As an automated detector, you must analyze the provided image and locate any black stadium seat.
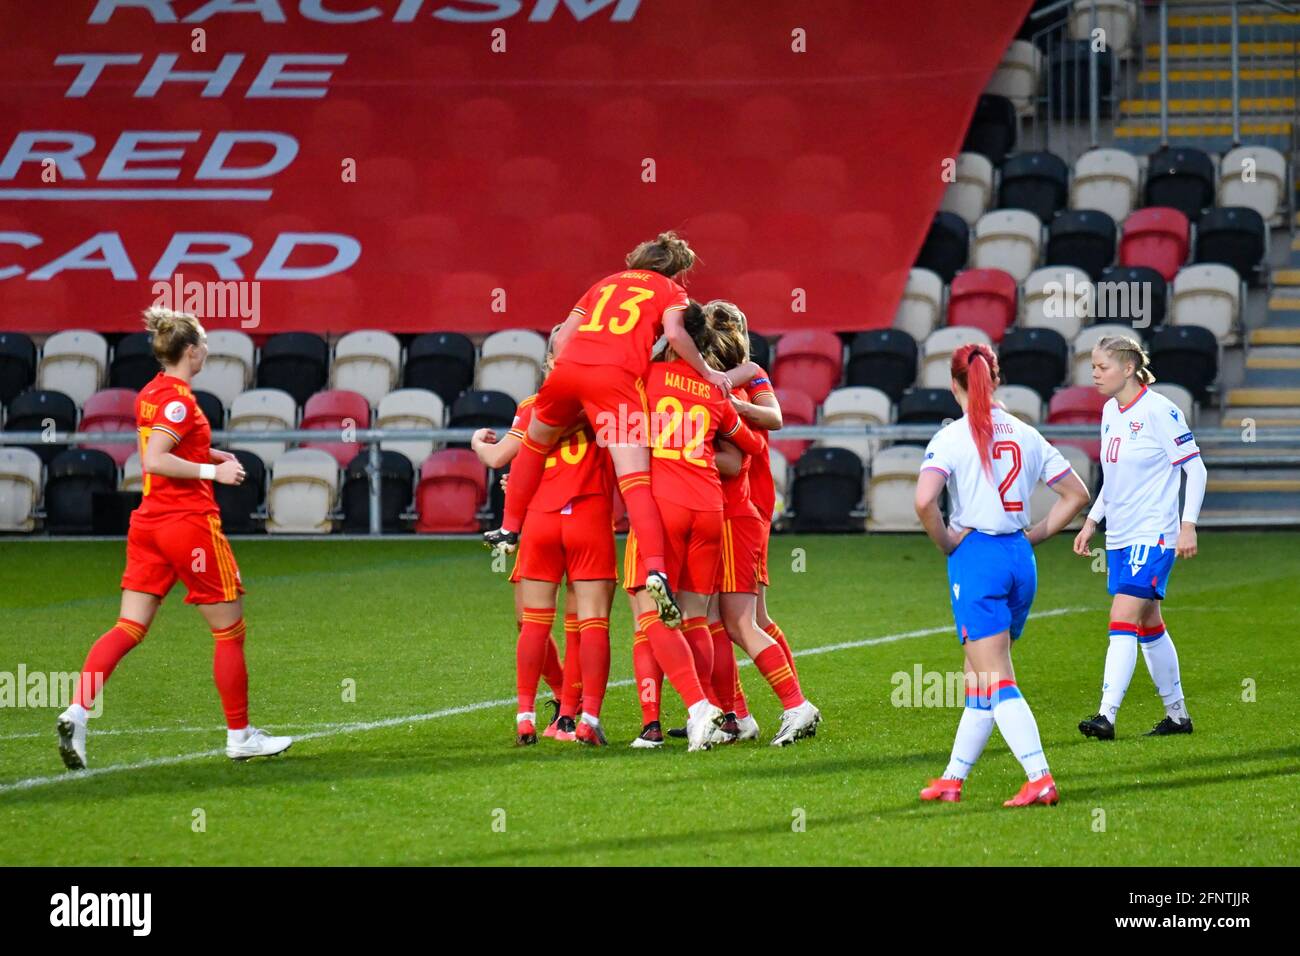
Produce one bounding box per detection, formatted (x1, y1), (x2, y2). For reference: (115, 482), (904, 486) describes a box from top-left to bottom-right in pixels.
(108, 332), (160, 391)
(790, 447), (863, 533)
(342, 449), (414, 533)
(405, 332), (476, 407)
(896, 388), (963, 446)
(914, 212), (969, 284)
(962, 94), (1017, 165)
(256, 333), (328, 406)
(214, 448), (266, 533)
(1195, 206), (1267, 285)
(999, 327), (1068, 402)
(194, 389), (225, 431)
(448, 389), (516, 449)
(998, 151), (1069, 223)
(1096, 265), (1168, 331)
(45, 448), (117, 534)
(748, 331), (771, 372)
(1145, 147), (1216, 221)
(1148, 324), (1218, 402)
(846, 329), (918, 403)
(0, 332), (37, 405)
(1046, 209), (1116, 281)
(5, 389), (77, 464)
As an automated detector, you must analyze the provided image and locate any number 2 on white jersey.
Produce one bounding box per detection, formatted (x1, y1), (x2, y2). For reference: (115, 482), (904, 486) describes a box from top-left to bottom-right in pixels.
(992, 440), (1023, 513)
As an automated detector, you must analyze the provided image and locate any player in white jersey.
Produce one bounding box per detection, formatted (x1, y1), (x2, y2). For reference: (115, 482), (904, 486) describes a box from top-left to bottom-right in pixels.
(1073, 334), (1207, 740)
(914, 343), (1090, 807)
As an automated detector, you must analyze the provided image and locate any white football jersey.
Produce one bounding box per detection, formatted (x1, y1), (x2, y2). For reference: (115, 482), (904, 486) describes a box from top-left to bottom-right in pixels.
(921, 406), (1074, 535)
(1098, 385), (1200, 549)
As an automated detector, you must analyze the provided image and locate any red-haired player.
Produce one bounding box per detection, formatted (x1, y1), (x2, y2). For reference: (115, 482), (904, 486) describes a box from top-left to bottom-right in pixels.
(473, 332), (617, 747)
(56, 308), (291, 770)
(484, 232), (732, 632)
(624, 303), (764, 751)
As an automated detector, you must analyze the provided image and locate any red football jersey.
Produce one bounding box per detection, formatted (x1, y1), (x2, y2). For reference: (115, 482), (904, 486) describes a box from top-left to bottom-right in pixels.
(726, 366), (777, 521)
(510, 395), (612, 513)
(646, 358), (761, 512)
(557, 270), (688, 375)
(132, 373), (218, 526)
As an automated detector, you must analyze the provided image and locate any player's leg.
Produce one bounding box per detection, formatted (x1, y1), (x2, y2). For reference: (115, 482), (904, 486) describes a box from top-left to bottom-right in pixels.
(631, 587), (723, 752)
(705, 592), (740, 735)
(556, 582), (582, 732)
(608, 443), (677, 627)
(57, 588), (162, 771)
(515, 577), (559, 745)
(720, 591), (819, 746)
(571, 579), (615, 746)
(1138, 598), (1192, 735)
(1080, 587), (1147, 740)
(920, 650), (994, 802)
(629, 588), (665, 747)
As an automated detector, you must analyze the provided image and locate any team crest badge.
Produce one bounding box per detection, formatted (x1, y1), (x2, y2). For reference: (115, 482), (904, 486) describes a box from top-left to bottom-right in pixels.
(1129, 420), (1143, 436)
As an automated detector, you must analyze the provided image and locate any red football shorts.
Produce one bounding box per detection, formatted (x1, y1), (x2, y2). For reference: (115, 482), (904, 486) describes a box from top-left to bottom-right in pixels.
(532, 358), (648, 444)
(121, 512), (244, 605)
(718, 515), (765, 594)
(624, 498), (721, 595)
(758, 518), (771, 587)
(510, 493), (616, 584)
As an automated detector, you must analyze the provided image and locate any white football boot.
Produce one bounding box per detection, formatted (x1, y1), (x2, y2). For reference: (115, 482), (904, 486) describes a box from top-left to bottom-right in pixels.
(685, 700), (724, 752)
(226, 726), (293, 761)
(56, 706), (88, 770)
(769, 700), (821, 747)
(735, 713), (761, 741)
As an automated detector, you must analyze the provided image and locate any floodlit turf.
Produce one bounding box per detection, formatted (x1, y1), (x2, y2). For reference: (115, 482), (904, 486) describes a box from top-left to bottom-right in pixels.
(0, 532), (1297, 866)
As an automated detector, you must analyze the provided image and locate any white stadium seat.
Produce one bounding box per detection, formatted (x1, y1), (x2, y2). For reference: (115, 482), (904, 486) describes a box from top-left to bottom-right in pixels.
(331, 330), (402, 408)
(38, 330), (108, 409)
(939, 153), (995, 226)
(893, 268), (945, 342)
(1172, 263), (1240, 342)
(121, 451), (145, 494)
(1028, 443), (1093, 531)
(476, 329), (547, 404)
(1219, 145), (1287, 226)
(1071, 323), (1140, 386)
(921, 326), (992, 389)
(866, 445), (925, 532)
(995, 384), (1044, 424)
(191, 330), (255, 409)
(0, 447), (43, 532)
(1070, 148), (1140, 223)
(1151, 382), (1196, 425)
(818, 386), (893, 466)
(377, 388), (445, 469)
(972, 209), (1042, 282)
(228, 388), (298, 468)
(985, 40), (1043, 116)
(1070, 0), (1138, 58)
(1021, 266), (1093, 340)
(267, 448), (339, 534)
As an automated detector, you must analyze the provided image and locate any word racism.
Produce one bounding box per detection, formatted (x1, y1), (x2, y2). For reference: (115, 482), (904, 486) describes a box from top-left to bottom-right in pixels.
(87, 0), (643, 25)
(49, 886), (152, 937)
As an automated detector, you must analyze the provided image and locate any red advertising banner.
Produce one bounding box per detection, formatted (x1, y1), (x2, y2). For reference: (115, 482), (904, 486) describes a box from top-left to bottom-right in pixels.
(0, 0), (1030, 335)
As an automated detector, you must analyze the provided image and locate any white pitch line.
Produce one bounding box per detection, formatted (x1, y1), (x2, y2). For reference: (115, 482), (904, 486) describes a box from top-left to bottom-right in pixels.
(0, 606), (1092, 795)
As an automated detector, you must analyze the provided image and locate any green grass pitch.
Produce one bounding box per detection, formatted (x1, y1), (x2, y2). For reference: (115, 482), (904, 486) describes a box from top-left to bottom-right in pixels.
(0, 532), (1296, 866)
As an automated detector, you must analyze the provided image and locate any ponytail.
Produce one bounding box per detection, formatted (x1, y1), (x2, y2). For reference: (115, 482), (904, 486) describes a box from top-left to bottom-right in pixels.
(1096, 333), (1156, 386)
(951, 342), (1000, 479)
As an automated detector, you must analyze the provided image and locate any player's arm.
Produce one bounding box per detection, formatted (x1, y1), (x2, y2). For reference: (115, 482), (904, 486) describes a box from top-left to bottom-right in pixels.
(725, 362), (761, 388)
(718, 403), (765, 457)
(142, 428), (243, 485)
(1074, 486), (1105, 556)
(663, 308), (731, 393)
(1176, 454), (1207, 559)
(716, 439), (743, 478)
(914, 467), (966, 554)
(209, 448), (239, 464)
(1027, 469), (1090, 546)
(733, 388), (782, 431)
(471, 428), (522, 470)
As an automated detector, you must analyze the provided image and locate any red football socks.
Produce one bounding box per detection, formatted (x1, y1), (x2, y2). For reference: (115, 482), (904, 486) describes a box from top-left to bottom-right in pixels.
(682, 617), (718, 707)
(211, 619), (249, 730)
(709, 620), (738, 713)
(74, 617), (147, 709)
(516, 607), (555, 715)
(764, 621), (799, 682)
(631, 627), (663, 725)
(638, 610), (705, 710)
(618, 473), (665, 570)
(755, 643), (804, 710)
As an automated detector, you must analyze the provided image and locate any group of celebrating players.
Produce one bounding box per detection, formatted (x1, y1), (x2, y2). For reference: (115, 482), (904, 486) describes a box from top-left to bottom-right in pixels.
(54, 228), (1207, 810)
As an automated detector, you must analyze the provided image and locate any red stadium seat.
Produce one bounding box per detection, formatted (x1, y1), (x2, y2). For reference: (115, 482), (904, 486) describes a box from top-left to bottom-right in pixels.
(684, 212), (752, 277)
(532, 213), (607, 276)
(772, 331), (844, 405)
(388, 215), (462, 275)
(948, 268), (1018, 342)
(492, 157), (563, 220)
(301, 390), (372, 467)
(80, 388), (138, 467)
(1047, 385), (1108, 460)
(448, 97), (519, 161)
(1119, 207), (1190, 282)
(780, 154), (850, 215)
(730, 94), (805, 160)
(770, 387), (816, 465)
(416, 449), (486, 533)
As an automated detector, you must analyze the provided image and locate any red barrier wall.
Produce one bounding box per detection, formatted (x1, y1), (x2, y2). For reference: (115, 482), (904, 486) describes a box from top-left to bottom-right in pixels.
(0, 0), (1031, 335)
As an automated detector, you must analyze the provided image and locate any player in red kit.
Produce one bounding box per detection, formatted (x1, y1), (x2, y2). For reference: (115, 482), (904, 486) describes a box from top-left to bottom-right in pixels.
(484, 232), (732, 632)
(56, 309), (291, 770)
(624, 303), (765, 751)
(472, 328), (617, 747)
